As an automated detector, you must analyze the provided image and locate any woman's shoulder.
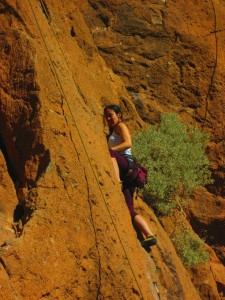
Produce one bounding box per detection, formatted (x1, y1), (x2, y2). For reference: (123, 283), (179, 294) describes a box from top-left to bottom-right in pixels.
(116, 122), (129, 134)
(116, 122), (127, 129)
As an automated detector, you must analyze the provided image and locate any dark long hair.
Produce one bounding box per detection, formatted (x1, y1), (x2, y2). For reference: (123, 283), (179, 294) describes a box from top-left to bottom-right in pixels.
(104, 104), (124, 137)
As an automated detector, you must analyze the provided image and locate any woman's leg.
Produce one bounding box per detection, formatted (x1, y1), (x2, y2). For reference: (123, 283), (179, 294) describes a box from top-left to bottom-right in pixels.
(109, 148), (129, 177)
(111, 157), (121, 182)
(133, 215), (154, 238)
(123, 186), (154, 238)
(122, 186), (137, 218)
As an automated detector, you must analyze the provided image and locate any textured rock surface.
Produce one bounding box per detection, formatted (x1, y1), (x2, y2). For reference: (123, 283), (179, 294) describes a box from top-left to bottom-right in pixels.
(134, 199), (202, 300)
(80, 0), (225, 194)
(0, 0), (224, 299)
(80, 0), (225, 297)
(0, 151), (17, 244)
(159, 199), (225, 300)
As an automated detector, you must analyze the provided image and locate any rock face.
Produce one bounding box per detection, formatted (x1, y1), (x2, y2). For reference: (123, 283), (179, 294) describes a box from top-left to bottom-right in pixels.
(0, 150), (17, 243)
(80, 0), (225, 195)
(0, 0), (224, 299)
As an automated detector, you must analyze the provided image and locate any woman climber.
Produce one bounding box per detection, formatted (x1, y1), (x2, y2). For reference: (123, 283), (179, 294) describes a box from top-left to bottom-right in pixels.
(104, 104), (157, 250)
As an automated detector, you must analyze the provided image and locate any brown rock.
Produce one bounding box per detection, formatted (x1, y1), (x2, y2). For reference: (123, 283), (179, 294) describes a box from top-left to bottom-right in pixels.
(80, 0), (225, 197)
(187, 188), (225, 267)
(0, 1), (154, 299)
(135, 198), (201, 300)
(188, 246), (225, 300)
(0, 0), (224, 299)
(159, 192), (225, 299)
(0, 151), (17, 244)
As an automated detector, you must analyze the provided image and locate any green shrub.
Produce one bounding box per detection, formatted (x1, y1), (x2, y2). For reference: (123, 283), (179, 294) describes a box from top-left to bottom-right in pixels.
(132, 113), (213, 215)
(172, 229), (209, 266)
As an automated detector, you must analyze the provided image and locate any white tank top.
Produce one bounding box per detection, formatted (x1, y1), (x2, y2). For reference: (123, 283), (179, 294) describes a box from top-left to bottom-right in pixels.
(108, 129), (132, 156)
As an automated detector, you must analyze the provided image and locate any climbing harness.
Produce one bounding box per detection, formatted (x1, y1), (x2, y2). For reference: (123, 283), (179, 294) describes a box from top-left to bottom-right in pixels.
(27, 0), (146, 299)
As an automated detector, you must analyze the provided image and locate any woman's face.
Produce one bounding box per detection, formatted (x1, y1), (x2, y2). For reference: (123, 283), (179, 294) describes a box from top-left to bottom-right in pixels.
(105, 109), (121, 128)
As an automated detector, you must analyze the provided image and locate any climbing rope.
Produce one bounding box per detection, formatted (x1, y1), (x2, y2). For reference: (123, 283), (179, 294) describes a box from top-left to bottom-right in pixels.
(27, 0), (146, 299)
(37, 0), (87, 103)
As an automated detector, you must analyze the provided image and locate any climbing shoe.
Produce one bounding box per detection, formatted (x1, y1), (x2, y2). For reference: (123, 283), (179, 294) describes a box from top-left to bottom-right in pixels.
(141, 235), (157, 249)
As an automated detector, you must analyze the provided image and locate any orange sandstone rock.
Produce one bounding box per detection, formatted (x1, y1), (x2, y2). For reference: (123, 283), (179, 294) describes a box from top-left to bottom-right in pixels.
(0, 0), (224, 299)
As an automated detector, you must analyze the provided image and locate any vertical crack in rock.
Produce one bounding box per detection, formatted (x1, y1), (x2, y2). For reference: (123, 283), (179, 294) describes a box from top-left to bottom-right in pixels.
(0, 134), (24, 238)
(0, 256), (20, 298)
(34, 149), (51, 185)
(202, 0), (218, 129)
(84, 173), (102, 300)
(59, 91), (102, 297)
(210, 265), (225, 297)
(60, 94), (82, 164)
(0, 28), (53, 234)
(0, 257), (9, 276)
(0, 135), (19, 185)
(70, 135), (102, 298)
(160, 247), (185, 299)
